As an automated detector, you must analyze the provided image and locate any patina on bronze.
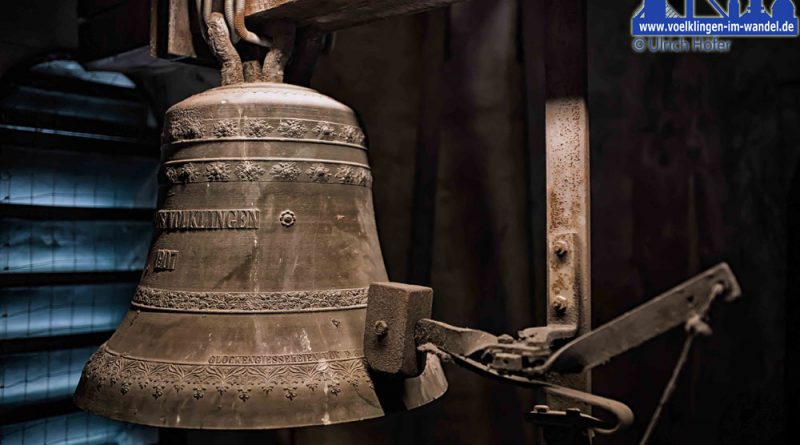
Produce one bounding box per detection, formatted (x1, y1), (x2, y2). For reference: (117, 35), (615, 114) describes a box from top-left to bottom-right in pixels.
(73, 81), (448, 429)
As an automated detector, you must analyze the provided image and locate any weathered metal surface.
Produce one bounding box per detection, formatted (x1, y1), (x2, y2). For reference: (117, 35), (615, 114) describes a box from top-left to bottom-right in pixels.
(74, 82), (447, 429)
(542, 2), (591, 424)
(538, 263), (740, 375)
(363, 282), (433, 377)
(373, 263), (738, 440)
(415, 319), (499, 358)
(545, 99), (590, 340)
(206, 12), (244, 85)
(412, 336), (634, 436)
(151, 0), (208, 61)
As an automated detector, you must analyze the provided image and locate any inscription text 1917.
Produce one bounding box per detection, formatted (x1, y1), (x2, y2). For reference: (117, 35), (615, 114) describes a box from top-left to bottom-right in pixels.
(154, 249), (179, 270)
(156, 209), (260, 230)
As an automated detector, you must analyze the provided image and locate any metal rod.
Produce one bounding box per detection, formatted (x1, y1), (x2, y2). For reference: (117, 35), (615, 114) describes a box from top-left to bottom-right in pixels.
(638, 334), (695, 445)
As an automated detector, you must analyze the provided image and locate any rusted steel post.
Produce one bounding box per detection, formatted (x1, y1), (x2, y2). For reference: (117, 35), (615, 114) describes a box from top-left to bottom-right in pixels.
(543, 0), (591, 416)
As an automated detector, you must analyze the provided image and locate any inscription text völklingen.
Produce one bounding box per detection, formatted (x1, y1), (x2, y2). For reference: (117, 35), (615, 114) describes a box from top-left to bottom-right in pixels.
(156, 209), (260, 230)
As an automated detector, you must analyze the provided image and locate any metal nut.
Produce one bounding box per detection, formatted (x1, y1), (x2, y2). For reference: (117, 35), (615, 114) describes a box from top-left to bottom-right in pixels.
(374, 320), (389, 337)
(552, 295), (568, 314)
(533, 405), (550, 413)
(553, 240), (569, 259)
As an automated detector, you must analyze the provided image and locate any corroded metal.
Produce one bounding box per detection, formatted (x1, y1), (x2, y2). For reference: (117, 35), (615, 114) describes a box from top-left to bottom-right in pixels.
(545, 97), (590, 338)
(74, 82), (447, 429)
(543, 95), (592, 427)
(366, 264), (739, 438)
(541, 263), (740, 375)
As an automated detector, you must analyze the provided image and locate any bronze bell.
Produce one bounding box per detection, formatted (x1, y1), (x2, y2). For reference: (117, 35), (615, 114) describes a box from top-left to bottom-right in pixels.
(73, 82), (447, 429)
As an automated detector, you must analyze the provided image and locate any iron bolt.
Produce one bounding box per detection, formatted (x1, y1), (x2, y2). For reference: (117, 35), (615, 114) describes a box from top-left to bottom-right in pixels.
(374, 320), (389, 337)
(553, 295), (568, 314)
(533, 405), (550, 413)
(553, 240), (569, 259)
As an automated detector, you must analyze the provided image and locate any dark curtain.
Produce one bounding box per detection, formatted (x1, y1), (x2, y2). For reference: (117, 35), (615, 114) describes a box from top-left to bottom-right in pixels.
(304, 1), (536, 443)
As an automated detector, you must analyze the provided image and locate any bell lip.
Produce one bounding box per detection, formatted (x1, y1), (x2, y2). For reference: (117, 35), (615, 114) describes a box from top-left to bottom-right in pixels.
(72, 397), (387, 430)
(73, 355), (448, 430)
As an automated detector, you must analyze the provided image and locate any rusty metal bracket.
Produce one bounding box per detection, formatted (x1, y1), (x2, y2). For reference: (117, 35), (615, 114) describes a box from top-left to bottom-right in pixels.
(541, 95), (592, 425)
(545, 98), (591, 341)
(364, 263), (741, 441)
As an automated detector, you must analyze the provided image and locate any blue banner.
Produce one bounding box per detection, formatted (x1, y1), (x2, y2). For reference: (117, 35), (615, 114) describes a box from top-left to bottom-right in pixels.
(632, 0), (798, 37)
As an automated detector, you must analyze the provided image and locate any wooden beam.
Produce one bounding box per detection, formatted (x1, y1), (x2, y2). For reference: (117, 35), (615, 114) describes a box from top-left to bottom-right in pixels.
(247, 0), (464, 31)
(151, 0), (464, 62)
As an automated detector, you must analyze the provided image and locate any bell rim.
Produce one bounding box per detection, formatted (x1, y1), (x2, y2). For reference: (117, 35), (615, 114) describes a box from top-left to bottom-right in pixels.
(74, 350), (448, 430)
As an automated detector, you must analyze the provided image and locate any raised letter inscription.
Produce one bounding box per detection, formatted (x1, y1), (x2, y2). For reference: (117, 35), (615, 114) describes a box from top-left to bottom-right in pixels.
(156, 209), (260, 230)
(154, 249), (178, 270)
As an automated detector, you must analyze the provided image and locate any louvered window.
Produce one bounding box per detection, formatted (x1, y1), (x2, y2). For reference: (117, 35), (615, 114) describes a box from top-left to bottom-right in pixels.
(0, 60), (158, 444)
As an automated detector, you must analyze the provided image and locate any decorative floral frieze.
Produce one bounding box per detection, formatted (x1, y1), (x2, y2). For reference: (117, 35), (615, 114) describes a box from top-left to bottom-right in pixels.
(132, 286), (369, 312)
(312, 123), (336, 139)
(234, 161), (266, 181)
(162, 160), (372, 188)
(339, 126), (366, 145)
(163, 116), (366, 148)
(335, 166), (357, 184)
(269, 162), (302, 181)
(305, 163), (331, 183)
(165, 110), (202, 142)
(205, 162), (231, 181)
(213, 120), (239, 137)
(241, 119), (274, 137)
(165, 163), (200, 183)
(277, 119), (308, 138)
(79, 347), (371, 403)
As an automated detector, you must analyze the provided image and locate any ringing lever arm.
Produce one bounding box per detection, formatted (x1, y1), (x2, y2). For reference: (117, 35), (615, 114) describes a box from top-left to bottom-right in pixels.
(363, 262), (741, 437)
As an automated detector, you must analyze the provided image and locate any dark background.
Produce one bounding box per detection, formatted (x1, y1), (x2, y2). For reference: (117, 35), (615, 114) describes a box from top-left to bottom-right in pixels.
(1, 1), (796, 444)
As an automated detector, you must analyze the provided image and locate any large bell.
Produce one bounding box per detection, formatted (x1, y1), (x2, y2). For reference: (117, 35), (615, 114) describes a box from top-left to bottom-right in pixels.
(74, 82), (447, 429)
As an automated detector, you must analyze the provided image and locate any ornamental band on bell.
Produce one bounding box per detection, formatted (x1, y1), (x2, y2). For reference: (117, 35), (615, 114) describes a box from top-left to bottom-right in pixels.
(164, 116), (366, 147)
(163, 160), (373, 187)
(80, 346), (372, 403)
